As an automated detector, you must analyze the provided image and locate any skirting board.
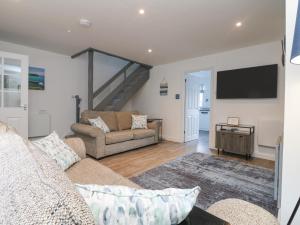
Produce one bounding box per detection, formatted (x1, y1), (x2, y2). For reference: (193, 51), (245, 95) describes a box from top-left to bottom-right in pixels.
(163, 136), (183, 143)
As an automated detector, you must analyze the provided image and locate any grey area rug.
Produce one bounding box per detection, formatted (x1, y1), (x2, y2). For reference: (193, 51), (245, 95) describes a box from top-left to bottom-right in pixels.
(130, 152), (277, 215)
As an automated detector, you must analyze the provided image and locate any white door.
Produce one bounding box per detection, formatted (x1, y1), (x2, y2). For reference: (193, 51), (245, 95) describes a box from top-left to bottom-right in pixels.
(199, 111), (210, 131)
(185, 76), (200, 142)
(0, 51), (28, 138)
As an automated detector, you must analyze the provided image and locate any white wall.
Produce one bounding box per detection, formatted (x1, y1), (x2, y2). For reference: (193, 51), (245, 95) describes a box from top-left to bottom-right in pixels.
(0, 40), (134, 137)
(132, 41), (284, 160)
(280, 0), (300, 224)
(0, 40), (88, 137)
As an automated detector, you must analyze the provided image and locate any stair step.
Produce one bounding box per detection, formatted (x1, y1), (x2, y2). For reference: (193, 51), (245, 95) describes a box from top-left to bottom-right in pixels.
(94, 67), (150, 111)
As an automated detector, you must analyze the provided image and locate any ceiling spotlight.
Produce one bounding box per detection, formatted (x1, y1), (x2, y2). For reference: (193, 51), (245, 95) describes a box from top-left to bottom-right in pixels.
(148, 49), (152, 53)
(79, 18), (92, 27)
(236, 21), (242, 27)
(139, 9), (145, 15)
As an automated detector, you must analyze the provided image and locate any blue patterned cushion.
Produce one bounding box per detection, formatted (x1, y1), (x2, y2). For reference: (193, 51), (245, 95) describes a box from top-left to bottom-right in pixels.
(33, 131), (81, 170)
(76, 184), (200, 225)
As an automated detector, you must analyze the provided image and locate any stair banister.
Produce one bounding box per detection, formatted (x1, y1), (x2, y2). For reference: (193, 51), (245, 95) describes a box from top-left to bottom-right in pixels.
(88, 50), (94, 110)
(93, 62), (134, 98)
(71, 47), (152, 111)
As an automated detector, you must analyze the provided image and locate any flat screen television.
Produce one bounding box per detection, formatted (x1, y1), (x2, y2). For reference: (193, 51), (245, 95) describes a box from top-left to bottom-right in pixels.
(217, 64), (278, 99)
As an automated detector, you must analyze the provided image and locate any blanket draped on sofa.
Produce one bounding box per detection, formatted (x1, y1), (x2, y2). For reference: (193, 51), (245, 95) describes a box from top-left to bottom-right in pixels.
(0, 132), (95, 225)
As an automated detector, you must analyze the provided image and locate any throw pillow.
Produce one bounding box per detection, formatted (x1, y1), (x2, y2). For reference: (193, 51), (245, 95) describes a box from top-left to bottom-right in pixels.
(89, 116), (110, 133)
(76, 184), (200, 225)
(131, 115), (148, 129)
(33, 131), (81, 170)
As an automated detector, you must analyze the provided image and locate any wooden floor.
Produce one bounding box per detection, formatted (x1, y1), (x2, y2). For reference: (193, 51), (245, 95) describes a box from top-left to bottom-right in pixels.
(100, 132), (275, 178)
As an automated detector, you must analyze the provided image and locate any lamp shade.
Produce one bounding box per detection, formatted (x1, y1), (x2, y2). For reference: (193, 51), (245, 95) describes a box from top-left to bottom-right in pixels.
(291, 0), (300, 64)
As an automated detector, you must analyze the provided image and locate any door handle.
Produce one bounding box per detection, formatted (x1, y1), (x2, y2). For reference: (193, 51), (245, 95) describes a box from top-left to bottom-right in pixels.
(20, 104), (28, 110)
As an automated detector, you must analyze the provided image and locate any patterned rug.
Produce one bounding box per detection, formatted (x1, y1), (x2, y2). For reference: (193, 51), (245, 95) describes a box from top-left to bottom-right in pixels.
(130, 152), (277, 215)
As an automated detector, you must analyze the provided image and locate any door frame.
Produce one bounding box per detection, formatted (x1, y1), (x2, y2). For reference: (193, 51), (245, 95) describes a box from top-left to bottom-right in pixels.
(0, 51), (29, 138)
(183, 67), (214, 143)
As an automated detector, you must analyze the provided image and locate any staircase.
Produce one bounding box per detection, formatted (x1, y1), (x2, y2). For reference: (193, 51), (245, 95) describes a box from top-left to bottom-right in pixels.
(71, 48), (152, 112)
(94, 63), (150, 111)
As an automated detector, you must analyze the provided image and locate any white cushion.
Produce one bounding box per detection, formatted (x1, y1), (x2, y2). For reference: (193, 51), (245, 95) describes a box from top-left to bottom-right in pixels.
(33, 131), (80, 170)
(131, 115), (148, 129)
(89, 116), (110, 133)
(76, 184), (200, 225)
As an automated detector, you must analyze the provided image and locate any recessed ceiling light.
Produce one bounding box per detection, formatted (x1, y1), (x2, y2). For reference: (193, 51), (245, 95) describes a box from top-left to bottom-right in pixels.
(80, 18), (92, 27)
(236, 21), (242, 27)
(67, 29), (71, 33)
(148, 49), (152, 53)
(139, 9), (145, 15)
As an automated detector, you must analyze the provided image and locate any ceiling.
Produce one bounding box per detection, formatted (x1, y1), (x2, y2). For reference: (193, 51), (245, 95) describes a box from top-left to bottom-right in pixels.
(0, 0), (284, 65)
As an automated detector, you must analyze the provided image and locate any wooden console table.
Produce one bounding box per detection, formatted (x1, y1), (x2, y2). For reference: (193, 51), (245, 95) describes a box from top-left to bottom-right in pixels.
(215, 123), (254, 160)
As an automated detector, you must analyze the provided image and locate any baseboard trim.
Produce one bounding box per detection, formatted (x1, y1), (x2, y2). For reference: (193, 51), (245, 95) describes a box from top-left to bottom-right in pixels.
(163, 136), (183, 143)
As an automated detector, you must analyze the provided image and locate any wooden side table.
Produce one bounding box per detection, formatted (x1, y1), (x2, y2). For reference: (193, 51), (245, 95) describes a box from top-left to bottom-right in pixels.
(147, 118), (163, 142)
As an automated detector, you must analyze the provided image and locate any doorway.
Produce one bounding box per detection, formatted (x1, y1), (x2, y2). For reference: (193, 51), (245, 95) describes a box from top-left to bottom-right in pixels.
(0, 51), (29, 138)
(184, 70), (212, 152)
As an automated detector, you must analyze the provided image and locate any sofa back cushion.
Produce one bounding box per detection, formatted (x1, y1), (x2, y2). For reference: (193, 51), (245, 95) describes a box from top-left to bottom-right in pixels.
(115, 111), (139, 130)
(0, 132), (95, 225)
(81, 110), (118, 131)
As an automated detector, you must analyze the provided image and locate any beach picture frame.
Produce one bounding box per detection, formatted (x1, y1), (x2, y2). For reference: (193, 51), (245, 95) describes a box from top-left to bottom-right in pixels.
(29, 66), (45, 90)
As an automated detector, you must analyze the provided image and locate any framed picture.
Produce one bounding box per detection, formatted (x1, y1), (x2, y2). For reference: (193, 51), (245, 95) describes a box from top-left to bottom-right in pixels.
(29, 66), (45, 90)
(160, 78), (168, 96)
(227, 117), (239, 126)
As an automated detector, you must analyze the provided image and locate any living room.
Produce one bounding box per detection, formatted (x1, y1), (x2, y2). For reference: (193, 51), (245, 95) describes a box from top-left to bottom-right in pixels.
(0, 0), (299, 225)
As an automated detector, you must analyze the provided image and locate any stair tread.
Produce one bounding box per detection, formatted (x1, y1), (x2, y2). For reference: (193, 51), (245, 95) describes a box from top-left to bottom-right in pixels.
(94, 68), (149, 111)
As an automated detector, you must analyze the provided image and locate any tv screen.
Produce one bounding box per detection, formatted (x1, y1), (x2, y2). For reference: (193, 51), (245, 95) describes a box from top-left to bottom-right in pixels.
(217, 64), (278, 99)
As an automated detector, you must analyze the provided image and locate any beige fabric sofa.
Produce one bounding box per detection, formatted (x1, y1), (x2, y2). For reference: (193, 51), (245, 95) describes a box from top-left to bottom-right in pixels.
(64, 138), (140, 189)
(71, 111), (160, 159)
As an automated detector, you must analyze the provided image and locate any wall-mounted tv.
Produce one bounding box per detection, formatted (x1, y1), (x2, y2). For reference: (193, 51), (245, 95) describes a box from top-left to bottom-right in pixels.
(217, 64), (278, 99)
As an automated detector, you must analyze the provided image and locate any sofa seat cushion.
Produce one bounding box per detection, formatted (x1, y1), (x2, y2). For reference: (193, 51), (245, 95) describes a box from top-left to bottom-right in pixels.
(132, 129), (155, 139)
(105, 130), (133, 145)
(66, 158), (140, 189)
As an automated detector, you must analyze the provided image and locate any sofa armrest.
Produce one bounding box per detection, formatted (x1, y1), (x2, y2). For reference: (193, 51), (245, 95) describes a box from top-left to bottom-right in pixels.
(71, 123), (106, 159)
(71, 123), (104, 138)
(64, 137), (87, 159)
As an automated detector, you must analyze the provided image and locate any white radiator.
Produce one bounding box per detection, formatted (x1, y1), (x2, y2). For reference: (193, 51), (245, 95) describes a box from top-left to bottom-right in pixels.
(258, 119), (283, 148)
(29, 110), (51, 138)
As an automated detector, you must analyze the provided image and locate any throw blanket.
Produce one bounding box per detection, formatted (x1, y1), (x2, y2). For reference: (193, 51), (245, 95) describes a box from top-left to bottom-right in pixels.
(0, 132), (95, 225)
